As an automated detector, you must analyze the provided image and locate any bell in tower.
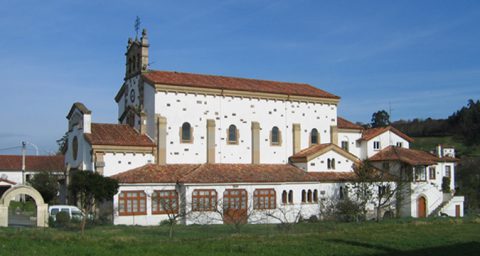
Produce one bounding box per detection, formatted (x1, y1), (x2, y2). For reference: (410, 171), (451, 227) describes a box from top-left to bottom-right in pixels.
(125, 28), (149, 80)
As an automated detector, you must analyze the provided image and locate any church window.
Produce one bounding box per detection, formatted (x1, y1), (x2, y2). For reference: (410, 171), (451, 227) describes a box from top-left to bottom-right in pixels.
(192, 189), (217, 211)
(307, 190), (312, 203)
(313, 189), (318, 202)
(288, 190), (293, 203)
(301, 190), (306, 203)
(227, 125), (238, 144)
(181, 122), (193, 143)
(271, 126), (281, 146)
(152, 190), (178, 214)
(282, 190), (287, 204)
(118, 191), (146, 216)
(310, 129), (319, 145)
(254, 189), (276, 210)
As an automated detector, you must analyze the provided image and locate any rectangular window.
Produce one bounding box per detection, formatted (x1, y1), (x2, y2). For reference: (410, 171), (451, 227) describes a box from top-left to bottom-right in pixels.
(396, 142), (403, 147)
(192, 189), (217, 211)
(152, 190), (178, 214)
(341, 141), (349, 151)
(118, 191), (146, 216)
(445, 166), (451, 177)
(254, 189), (276, 210)
(429, 167), (436, 180)
(414, 166), (427, 182)
(373, 141), (381, 150)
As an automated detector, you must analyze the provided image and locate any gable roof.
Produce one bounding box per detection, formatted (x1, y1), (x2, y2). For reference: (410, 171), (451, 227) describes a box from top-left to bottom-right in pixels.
(112, 163), (315, 184)
(84, 123), (155, 147)
(337, 117), (363, 130)
(359, 126), (414, 143)
(368, 146), (439, 166)
(289, 143), (359, 163)
(66, 102), (91, 119)
(142, 70), (340, 99)
(0, 155), (65, 172)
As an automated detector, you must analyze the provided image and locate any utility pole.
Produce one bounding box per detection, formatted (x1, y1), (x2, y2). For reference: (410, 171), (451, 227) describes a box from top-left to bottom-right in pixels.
(21, 141), (26, 185)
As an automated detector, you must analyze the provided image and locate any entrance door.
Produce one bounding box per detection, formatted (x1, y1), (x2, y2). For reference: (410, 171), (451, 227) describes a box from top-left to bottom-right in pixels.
(455, 205), (461, 217)
(417, 196), (426, 218)
(223, 189), (247, 224)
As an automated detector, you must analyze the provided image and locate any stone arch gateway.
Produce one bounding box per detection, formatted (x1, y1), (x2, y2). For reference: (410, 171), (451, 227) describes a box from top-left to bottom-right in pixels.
(0, 185), (48, 227)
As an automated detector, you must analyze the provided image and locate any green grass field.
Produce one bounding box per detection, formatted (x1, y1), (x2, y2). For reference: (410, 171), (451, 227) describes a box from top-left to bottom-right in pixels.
(411, 136), (480, 157)
(0, 218), (479, 256)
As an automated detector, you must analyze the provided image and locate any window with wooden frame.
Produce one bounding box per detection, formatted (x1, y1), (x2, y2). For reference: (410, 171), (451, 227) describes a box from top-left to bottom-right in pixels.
(223, 189), (247, 210)
(341, 140), (349, 151)
(118, 191), (146, 216)
(192, 189), (217, 211)
(310, 128), (319, 145)
(270, 126), (282, 146)
(180, 122), (193, 143)
(253, 189), (276, 210)
(428, 167), (436, 180)
(152, 190), (178, 214)
(227, 124), (239, 144)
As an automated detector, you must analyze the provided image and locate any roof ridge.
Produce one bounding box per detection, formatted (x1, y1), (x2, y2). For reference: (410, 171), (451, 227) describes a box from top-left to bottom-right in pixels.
(148, 70), (312, 86)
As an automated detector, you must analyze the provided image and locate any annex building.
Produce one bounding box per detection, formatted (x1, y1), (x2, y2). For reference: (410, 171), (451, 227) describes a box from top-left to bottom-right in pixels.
(63, 29), (464, 225)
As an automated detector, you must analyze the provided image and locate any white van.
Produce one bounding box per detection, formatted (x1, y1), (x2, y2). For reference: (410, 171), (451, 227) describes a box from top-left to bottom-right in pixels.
(49, 205), (84, 221)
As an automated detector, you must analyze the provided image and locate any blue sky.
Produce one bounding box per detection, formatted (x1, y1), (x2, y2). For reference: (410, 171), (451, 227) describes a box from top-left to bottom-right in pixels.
(0, 0), (479, 155)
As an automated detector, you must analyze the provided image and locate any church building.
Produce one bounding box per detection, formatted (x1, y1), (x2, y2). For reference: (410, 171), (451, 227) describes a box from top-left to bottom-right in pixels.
(63, 29), (464, 225)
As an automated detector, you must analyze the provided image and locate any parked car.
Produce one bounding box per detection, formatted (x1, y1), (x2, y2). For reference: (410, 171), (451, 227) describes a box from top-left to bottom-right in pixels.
(49, 205), (84, 221)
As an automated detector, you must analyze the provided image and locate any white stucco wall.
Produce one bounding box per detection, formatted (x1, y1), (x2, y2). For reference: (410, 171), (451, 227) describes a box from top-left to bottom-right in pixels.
(102, 153), (155, 177)
(148, 89), (337, 164)
(64, 126), (93, 171)
(337, 131), (362, 158)
(305, 151), (355, 172)
(365, 131), (409, 158)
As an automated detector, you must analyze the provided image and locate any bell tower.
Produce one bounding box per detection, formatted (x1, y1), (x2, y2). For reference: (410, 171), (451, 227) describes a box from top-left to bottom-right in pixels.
(125, 28), (149, 80)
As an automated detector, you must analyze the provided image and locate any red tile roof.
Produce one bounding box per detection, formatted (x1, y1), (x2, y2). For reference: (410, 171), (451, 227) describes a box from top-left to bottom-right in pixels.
(112, 163), (363, 184)
(359, 126), (414, 143)
(337, 117), (363, 130)
(368, 146), (439, 166)
(180, 164), (313, 183)
(289, 143), (359, 163)
(290, 144), (331, 160)
(306, 172), (358, 182)
(143, 70), (340, 99)
(0, 155), (65, 172)
(111, 164), (199, 183)
(84, 123), (155, 147)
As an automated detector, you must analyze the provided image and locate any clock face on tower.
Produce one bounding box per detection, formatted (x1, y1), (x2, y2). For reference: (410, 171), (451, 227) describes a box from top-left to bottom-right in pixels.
(130, 89), (135, 103)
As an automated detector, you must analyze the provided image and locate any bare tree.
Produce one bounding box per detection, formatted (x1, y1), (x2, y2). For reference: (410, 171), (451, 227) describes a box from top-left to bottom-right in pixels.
(264, 205), (304, 233)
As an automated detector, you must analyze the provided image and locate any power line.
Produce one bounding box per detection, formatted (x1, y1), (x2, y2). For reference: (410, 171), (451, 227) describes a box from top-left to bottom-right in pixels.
(0, 146), (22, 152)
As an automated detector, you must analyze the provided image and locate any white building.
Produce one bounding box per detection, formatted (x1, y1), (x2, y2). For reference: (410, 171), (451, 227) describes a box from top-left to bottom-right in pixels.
(63, 29), (464, 225)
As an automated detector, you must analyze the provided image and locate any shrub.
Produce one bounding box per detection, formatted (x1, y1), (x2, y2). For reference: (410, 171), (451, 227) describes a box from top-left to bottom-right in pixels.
(336, 199), (363, 222)
(55, 212), (71, 227)
(442, 177), (451, 193)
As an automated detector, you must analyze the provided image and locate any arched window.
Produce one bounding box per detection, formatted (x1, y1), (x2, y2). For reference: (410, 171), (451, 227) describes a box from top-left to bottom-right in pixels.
(181, 122), (192, 143)
(282, 190), (287, 204)
(301, 190), (306, 203)
(288, 190), (293, 204)
(307, 190), (312, 203)
(271, 126), (281, 146)
(313, 189), (318, 202)
(327, 158), (336, 170)
(227, 124), (238, 144)
(339, 186), (344, 200)
(310, 128), (319, 145)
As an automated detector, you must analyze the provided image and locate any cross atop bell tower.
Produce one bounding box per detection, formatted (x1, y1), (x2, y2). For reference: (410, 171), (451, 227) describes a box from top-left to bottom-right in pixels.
(125, 17), (149, 80)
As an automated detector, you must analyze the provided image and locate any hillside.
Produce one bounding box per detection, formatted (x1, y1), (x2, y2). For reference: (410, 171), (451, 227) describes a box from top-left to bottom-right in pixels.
(410, 136), (480, 157)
